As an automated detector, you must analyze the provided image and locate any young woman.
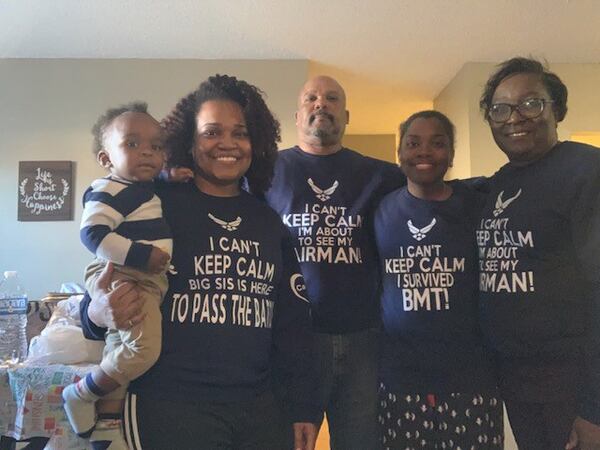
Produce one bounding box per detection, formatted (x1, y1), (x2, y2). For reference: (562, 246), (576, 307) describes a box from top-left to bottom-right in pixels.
(79, 75), (319, 450)
(374, 111), (502, 449)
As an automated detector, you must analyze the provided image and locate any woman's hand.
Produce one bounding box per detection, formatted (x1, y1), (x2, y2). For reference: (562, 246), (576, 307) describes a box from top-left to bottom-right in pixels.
(169, 167), (194, 183)
(566, 416), (600, 450)
(88, 262), (145, 330)
(147, 247), (170, 274)
(293, 422), (317, 450)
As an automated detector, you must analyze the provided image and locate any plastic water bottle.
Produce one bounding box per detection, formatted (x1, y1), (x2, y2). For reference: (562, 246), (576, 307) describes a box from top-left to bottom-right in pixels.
(0, 271), (28, 363)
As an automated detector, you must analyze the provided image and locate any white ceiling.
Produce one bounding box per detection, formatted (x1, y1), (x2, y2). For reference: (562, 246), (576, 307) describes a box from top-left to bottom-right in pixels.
(2, 0), (600, 102)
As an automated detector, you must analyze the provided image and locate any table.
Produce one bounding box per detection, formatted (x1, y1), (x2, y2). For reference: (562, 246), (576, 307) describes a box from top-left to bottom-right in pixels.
(1, 363), (97, 450)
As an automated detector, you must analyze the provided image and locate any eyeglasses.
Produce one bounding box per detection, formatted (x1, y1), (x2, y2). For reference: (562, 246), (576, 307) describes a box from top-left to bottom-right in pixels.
(487, 98), (554, 123)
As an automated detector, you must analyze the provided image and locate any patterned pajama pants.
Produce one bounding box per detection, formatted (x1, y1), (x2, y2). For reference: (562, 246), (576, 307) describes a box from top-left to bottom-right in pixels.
(378, 383), (504, 450)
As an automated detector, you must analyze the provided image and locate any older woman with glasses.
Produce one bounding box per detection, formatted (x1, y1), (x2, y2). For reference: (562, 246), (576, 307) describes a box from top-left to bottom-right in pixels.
(477, 57), (600, 450)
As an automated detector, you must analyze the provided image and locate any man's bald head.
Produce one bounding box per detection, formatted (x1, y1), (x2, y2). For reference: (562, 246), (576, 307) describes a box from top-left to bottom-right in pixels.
(295, 76), (349, 155)
(297, 76), (347, 107)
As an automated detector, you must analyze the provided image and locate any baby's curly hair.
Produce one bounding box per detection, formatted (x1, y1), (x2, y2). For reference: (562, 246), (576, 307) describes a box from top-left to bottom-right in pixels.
(91, 101), (149, 155)
(162, 75), (280, 197)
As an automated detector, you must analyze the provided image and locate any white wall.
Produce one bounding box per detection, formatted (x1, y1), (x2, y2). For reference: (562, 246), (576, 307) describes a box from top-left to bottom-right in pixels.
(435, 64), (475, 179)
(0, 59), (308, 299)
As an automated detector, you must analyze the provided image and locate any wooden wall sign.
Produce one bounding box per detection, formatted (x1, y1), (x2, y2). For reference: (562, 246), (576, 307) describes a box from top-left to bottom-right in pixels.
(18, 161), (74, 221)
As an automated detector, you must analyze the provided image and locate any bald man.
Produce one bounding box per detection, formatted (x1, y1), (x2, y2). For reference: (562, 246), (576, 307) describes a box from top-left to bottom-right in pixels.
(266, 76), (406, 449)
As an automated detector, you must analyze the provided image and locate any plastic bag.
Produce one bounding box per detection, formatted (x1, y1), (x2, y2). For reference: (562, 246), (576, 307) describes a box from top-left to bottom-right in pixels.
(48, 294), (83, 327)
(25, 294), (104, 365)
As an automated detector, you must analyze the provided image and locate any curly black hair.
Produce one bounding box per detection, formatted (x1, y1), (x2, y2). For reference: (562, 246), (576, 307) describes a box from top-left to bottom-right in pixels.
(91, 101), (149, 155)
(162, 74), (281, 197)
(399, 110), (456, 152)
(479, 57), (568, 122)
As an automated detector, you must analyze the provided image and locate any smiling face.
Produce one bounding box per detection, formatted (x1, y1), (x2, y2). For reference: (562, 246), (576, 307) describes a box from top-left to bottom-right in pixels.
(489, 72), (559, 166)
(192, 99), (252, 196)
(399, 117), (453, 190)
(98, 112), (165, 182)
(295, 76), (349, 154)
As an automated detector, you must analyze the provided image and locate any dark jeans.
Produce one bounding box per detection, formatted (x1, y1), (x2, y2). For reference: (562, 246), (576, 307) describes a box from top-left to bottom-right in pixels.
(314, 327), (380, 450)
(123, 389), (287, 450)
(504, 397), (577, 450)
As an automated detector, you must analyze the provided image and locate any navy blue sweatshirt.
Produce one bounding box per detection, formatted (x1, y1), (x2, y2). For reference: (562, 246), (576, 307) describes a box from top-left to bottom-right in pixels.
(375, 181), (495, 393)
(265, 147), (405, 333)
(80, 181), (319, 423)
(477, 141), (600, 424)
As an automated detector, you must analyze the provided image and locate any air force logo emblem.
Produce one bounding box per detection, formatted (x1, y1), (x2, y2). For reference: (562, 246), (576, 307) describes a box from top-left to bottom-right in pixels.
(307, 178), (339, 201)
(208, 213), (242, 231)
(407, 218), (436, 241)
(493, 189), (522, 217)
